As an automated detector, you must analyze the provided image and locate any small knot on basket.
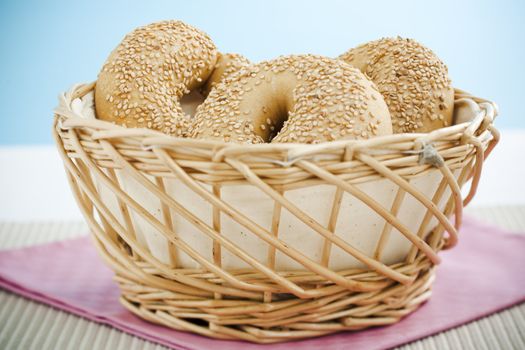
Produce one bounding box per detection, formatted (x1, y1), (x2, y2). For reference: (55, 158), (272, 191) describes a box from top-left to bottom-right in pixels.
(418, 143), (444, 168)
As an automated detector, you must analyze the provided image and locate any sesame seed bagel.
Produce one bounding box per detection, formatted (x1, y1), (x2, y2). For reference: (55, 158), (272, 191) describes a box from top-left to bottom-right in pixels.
(339, 37), (454, 133)
(201, 53), (251, 96)
(95, 20), (218, 136)
(189, 54), (392, 144)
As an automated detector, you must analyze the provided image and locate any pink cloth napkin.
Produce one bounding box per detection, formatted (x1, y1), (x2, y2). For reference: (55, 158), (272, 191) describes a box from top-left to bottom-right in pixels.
(0, 217), (524, 350)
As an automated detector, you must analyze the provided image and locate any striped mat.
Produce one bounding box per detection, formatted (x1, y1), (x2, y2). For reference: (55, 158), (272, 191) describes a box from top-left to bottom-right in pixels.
(1, 206), (524, 350)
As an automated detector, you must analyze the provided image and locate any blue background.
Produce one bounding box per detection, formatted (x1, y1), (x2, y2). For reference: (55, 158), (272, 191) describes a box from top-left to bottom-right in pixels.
(1, 0), (523, 145)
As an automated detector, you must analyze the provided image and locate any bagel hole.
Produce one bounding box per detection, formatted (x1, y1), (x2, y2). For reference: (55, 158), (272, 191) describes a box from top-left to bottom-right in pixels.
(180, 89), (206, 117)
(266, 108), (289, 142)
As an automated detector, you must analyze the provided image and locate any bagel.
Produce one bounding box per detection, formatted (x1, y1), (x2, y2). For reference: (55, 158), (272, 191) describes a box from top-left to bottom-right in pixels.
(339, 37), (454, 133)
(189, 54), (392, 144)
(201, 53), (251, 96)
(95, 20), (217, 136)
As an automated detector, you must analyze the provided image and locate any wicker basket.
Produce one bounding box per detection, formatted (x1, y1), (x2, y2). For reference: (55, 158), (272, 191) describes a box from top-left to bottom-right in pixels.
(53, 82), (499, 343)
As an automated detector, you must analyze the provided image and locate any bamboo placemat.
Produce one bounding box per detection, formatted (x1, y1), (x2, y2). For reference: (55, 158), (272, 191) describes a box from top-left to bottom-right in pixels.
(1, 206), (524, 349)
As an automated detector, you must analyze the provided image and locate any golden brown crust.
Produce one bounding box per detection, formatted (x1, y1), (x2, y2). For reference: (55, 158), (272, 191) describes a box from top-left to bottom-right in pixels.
(94, 20), (217, 136)
(339, 37), (454, 133)
(188, 54), (392, 144)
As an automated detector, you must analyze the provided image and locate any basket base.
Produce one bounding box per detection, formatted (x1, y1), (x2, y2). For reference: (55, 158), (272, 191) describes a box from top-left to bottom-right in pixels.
(116, 268), (435, 343)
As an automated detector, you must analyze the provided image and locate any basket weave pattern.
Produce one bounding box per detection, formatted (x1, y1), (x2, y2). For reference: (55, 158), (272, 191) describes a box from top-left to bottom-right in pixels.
(53, 83), (499, 343)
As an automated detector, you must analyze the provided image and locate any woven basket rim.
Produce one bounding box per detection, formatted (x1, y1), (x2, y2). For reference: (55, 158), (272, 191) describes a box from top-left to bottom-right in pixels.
(54, 82), (499, 156)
